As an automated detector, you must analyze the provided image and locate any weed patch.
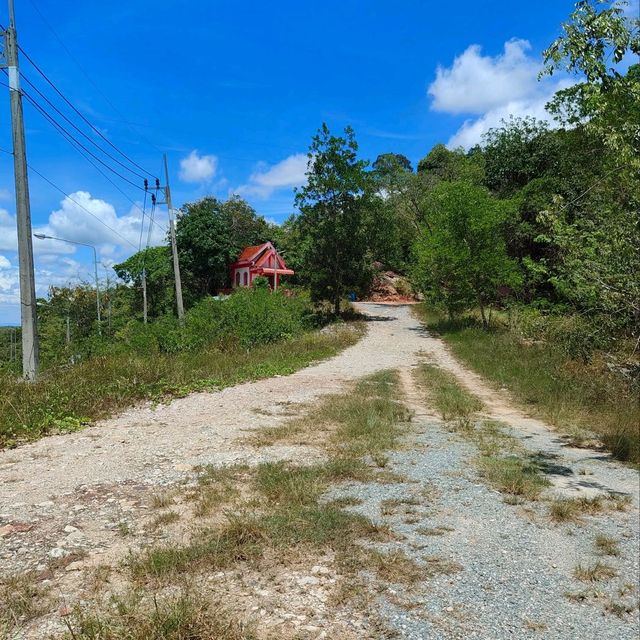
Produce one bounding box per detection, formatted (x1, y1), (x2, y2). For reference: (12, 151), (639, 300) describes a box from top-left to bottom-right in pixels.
(574, 561), (617, 583)
(62, 590), (256, 640)
(414, 363), (483, 420)
(413, 305), (639, 464)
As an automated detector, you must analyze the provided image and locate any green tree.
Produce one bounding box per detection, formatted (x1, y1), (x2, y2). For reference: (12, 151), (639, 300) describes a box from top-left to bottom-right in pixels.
(175, 196), (270, 301)
(482, 116), (562, 196)
(417, 144), (485, 184)
(542, 0), (640, 165)
(114, 246), (174, 319)
(413, 182), (521, 325)
(294, 123), (374, 313)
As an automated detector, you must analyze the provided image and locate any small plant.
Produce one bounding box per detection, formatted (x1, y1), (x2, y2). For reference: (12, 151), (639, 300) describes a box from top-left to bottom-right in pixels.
(477, 455), (549, 500)
(152, 511), (180, 528)
(0, 573), (48, 633)
(573, 561), (617, 582)
(150, 492), (175, 509)
(414, 364), (483, 421)
(594, 534), (620, 557)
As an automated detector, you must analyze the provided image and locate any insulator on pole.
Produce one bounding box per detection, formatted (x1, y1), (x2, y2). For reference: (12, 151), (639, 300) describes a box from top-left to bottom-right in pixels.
(144, 178), (148, 191)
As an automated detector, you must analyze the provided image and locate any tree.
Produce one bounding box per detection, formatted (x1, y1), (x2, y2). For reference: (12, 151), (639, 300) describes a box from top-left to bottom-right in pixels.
(114, 246), (174, 319)
(417, 144), (485, 184)
(372, 153), (412, 178)
(542, 0), (640, 165)
(294, 123), (374, 313)
(482, 117), (562, 196)
(175, 196), (270, 302)
(413, 182), (521, 324)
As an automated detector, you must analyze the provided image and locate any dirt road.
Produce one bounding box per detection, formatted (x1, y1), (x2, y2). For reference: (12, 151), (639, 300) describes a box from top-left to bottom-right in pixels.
(1, 303), (638, 639)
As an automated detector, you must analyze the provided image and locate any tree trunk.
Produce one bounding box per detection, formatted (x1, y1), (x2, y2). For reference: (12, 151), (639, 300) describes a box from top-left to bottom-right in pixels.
(479, 301), (488, 328)
(334, 296), (341, 316)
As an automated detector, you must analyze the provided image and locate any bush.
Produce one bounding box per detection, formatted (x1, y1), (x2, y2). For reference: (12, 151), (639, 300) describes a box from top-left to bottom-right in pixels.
(114, 289), (310, 355)
(510, 306), (616, 361)
(222, 288), (308, 348)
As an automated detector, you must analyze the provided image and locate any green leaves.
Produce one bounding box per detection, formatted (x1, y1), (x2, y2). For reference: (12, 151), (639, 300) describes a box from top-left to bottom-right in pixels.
(413, 182), (521, 322)
(294, 124), (375, 312)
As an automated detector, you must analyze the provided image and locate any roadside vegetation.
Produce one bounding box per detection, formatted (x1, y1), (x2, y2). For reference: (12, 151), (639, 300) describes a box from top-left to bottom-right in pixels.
(415, 306), (639, 464)
(0, 288), (363, 448)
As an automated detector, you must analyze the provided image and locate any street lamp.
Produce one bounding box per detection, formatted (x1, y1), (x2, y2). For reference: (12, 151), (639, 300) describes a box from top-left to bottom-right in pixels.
(33, 233), (101, 334)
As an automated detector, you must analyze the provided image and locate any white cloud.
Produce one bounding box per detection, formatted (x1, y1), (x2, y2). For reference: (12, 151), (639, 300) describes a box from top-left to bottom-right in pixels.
(238, 153), (308, 198)
(429, 38), (572, 149)
(0, 208), (18, 252)
(39, 191), (165, 258)
(429, 39), (539, 115)
(0, 192), (170, 323)
(179, 150), (218, 183)
(448, 95), (553, 149)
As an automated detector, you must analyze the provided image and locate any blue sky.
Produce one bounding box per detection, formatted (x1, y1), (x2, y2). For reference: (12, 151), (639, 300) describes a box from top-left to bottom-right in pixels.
(0, 0), (637, 324)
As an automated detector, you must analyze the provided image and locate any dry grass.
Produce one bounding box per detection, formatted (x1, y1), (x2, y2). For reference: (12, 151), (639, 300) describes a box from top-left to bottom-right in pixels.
(61, 590), (257, 640)
(549, 494), (631, 523)
(594, 534), (621, 557)
(0, 573), (48, 636)
(416, 525), (454, 536)
(573, 561), (618, 583)
(366, 550), (427, 585)
(151, 511), (180, 528)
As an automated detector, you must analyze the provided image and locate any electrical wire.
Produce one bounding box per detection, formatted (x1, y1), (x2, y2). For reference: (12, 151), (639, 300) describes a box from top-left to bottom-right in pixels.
(19, 70), (150, 181)
(26, 0), (165, 157)
(1, 28), (159, 180)
(0, 145), (139, 250)
(19, 85), (148, 192)
(0, 78), (168, 237)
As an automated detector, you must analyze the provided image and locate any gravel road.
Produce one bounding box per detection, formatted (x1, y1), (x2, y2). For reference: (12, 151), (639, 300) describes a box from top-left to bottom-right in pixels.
(1, 303), (638, 639)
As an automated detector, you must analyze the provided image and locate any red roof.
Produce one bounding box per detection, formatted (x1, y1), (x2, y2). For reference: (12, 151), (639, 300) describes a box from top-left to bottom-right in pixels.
(235, 243), (269, 263)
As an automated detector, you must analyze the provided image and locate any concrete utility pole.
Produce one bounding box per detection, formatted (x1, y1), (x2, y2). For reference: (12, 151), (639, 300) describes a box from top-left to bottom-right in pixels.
(161, 155), (184, 322)
(2, 0), (39, 380)
(142, 269), (148, 324)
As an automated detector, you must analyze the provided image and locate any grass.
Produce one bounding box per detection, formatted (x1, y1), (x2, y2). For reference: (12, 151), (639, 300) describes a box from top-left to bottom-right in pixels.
(573, 561), (618, 582)
(0, 324), (363, 449)
(0, 573), (48, 637)
(476, 454), (550, 500)
(414, 363), (483, 421)
(62, 590), (257, 640)
(64, 370), (414, 634)
(130, 370), (408, 586)
(151, 511), (180, 528)
(414, 366), (550, 501)
(413, 305), (639, 464)
(594, 534), (621, 557)
(549, 494), (631, 523)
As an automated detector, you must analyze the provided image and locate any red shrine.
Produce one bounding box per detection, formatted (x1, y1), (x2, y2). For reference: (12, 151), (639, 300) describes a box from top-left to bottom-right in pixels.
(230, 242), (294, 290)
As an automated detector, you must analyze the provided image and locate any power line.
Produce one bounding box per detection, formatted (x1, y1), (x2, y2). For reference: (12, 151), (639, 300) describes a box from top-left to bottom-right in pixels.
(0, 145), (139, 250)
(26, 0), (165, 157)
(1, 29), (159, 180)
(19, 70), (150, 181)
(0, 78), (167, 237)
(17, 83), (147, 191)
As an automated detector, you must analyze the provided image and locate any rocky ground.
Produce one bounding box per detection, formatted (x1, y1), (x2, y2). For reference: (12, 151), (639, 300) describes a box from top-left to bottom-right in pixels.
(1, 303), (638, 639)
